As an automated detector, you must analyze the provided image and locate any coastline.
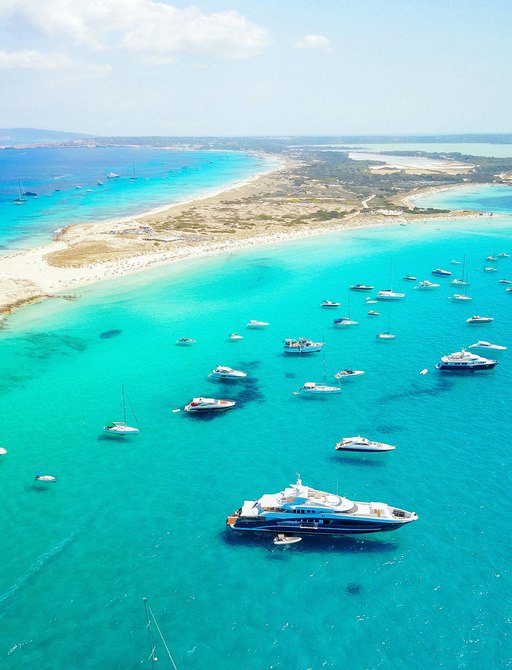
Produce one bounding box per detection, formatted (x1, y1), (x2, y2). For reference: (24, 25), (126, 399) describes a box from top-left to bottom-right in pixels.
(0, 166), (496, 319)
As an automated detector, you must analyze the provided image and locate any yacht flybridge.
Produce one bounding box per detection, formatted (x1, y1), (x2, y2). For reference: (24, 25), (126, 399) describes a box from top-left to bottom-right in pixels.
(436, 349), (498, 371)
(226, 475), (418, 536)
(283, 338), (324, 354)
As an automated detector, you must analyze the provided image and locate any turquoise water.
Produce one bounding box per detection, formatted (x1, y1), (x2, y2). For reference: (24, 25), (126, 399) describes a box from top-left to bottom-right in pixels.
(1, 195), (512, 668)
(414, 184), (512, 215)
(0, 147), (275, 250)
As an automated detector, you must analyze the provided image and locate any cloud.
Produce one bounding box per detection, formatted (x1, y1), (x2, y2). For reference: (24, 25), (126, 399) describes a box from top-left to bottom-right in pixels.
(0, 49), (76, 70)
(0, 0), (270, 60)
(295, 34), (331, 51)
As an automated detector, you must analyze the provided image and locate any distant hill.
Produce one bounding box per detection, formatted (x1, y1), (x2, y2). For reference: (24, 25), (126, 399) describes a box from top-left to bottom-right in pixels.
(0, 128), (96, 146)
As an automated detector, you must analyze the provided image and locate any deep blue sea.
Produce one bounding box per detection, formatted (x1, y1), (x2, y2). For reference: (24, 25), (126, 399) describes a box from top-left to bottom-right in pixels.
(0, 146), (274, 250)
(1, 176), (512, 669)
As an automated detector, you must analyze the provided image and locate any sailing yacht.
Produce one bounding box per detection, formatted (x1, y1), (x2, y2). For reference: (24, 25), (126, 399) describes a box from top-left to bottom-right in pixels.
(376, 307), (395, 340)
(143, 598), (179, 670)
(13, 180), (27, 205)
(103, 386), (140, 435)
(451, 255), (470, 286)
(333, 291), (358, 326)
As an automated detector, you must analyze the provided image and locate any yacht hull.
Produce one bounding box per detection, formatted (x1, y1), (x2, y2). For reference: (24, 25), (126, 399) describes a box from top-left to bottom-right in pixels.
(228, 517), (411, 535)
(436, 362), (497, 371)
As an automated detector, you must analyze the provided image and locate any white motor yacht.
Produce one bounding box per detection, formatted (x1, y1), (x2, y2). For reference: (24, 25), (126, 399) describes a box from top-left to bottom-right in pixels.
(350, 284), (374, 291)
(321, 300), (340, 308)
(367, 309), (380, 316)
(283, 338), (324, 354)
(403, 275), (417, 281)
(436, 349), (498, 371)
(483, 266), (498, 272)
(226, 475), (418, 536)
(376, 290), (405, 300)
(0, 447), (7, 456)
(184, 397), (236, 412)
(228, 332), (244, 340)
(246, 320), (269, 329)
(415, 280), (440, 290)
(334, 369), (365, 380)
(431, 268), (452, 277)
(299, 381), (342, 395)
(451, 260), (461, 265)
(34, 474), (57, 482)
(486, 256), (497, 262)
(209, 365), (247, 380)
(497, 252), (510, 258)
(335, 436), (396, 452)
(376, 332), (396, 340)
(176, 337), (196, 346)
(468, 341), (507, 352)
(466, 315), (493, 324)
(498, 279), (512, 284)
(506, 287), (512, 293)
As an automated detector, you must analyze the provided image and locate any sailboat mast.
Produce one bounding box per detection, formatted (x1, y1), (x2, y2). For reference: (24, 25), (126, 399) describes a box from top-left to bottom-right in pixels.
(122, 384), (127, 424)
(143, 598), (157, 670)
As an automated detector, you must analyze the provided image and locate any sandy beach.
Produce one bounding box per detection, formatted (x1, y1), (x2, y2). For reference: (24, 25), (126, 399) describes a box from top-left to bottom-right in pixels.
(0, 161), (491, 318)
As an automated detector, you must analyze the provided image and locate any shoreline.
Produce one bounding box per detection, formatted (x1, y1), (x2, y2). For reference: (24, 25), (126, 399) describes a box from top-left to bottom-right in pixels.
(0, 169), (500, 320)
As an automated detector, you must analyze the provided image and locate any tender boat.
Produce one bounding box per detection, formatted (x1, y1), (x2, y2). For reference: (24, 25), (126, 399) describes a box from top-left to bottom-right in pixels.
(376, 290), (405, 300)
(184, 397), (236, 412)
(34, 474), (56, 482)
(299, 381), (342, 395)
(403, 275), (417, 281)
(451, 294), (472, 301)
(436, 348), (498, 371)
(246, 320), (269, 329)
(350, 284), (374, 291)
(321, 300), (340, 308)
(466, 315), (493, 324)
(273, 534), (302, 545)
(209, 365), (247, 380)
(176, 337), (196, 346)
(333, 316), (359, 327)
(483, 266), (497, 272)
(335, 436), (396, 452)
(376, 332), (396, 340)
(226, 475), (418, 536)
(0, 447), (7, 456)
(283, 338), (324, 354)
(415, 280), (440, 290)
(468, 341), (507, 352)
(228, 332), (244, 340)
(367, 310), (380, 316)
(334, 369), (365, 380)
(431, 268), (452, 277)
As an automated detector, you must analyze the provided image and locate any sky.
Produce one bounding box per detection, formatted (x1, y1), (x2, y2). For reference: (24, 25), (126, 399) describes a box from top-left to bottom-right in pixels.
(0, 0), (511, 136)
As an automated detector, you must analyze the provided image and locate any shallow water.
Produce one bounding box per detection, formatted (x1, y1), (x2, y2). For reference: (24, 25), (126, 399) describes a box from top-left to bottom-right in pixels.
(0, 192), (512, 668)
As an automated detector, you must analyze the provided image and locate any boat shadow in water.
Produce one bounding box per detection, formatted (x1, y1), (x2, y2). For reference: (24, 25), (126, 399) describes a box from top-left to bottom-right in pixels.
(99, 329), (122, 339)
(222, 530), (398, 554)
(328, 454), (387, 468)
(380, 377), (453, 404)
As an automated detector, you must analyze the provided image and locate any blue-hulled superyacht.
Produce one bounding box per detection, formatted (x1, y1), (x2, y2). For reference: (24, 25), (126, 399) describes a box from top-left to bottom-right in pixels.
(226, 476), (417, 536)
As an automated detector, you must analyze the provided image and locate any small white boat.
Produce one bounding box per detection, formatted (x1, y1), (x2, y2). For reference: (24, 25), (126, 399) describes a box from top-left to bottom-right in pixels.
(403, 275), (417, 281)
(334, 369), (365, 380)
(107, 172), (120, 178)
(34, 474), (56, 482)
(466, 315), (494, 324)
(333, 316), (359, 327)
(451, 278), (470, 286)
(184, 397), (236, 412)
(350, 284), (374, 291)
(431, 268), (452, 277)
(176, 337), (196, 346)
(283, 338), (324, 354)
(376, 290), (405, 300)
(209, 365), (247, 380)
(335, 436), (396, 452)
(483, 266), (498, 272)
(299, 382), (342, 395)
(0, 447), (7, 456)
(451, 260), (461, 265)
(246, 320), (269, 329)
(228, 332), (244, 340)
(367, 310), (380, 316)
(497, 252), (510, 258)
(321, 300), (340, 308)
(97, 180), (104, 186)
(104, 386), (140, 436)
(273, 534), (302, 545)
(468, 340), (507, 352)
(498, 279), (512, 284)
(365, 298), (378, 304)
(451, 294), (472, 301)
(506, 287), (512, 293)
(376, 332), (396, 340)
(415, 280), (440, 290)
(486, 256), (497, 262)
